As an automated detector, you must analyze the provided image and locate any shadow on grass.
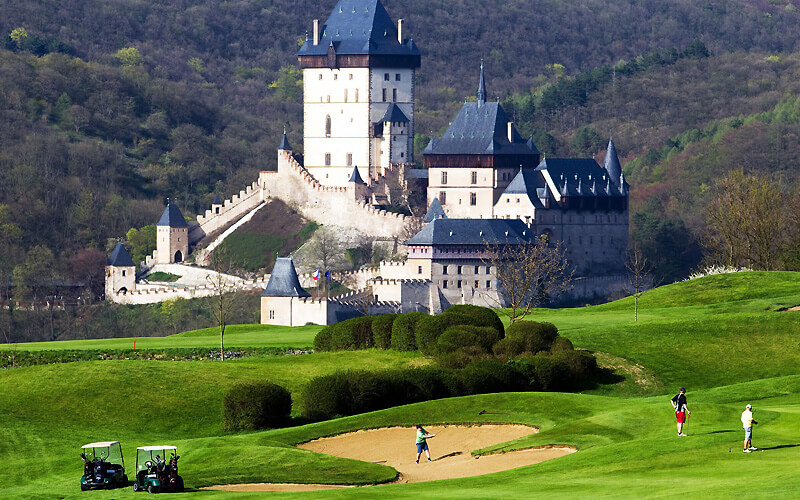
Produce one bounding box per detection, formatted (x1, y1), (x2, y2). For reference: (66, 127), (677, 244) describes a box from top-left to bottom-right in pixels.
(704, 429), (737, 435)
(759, 444), (800, 451)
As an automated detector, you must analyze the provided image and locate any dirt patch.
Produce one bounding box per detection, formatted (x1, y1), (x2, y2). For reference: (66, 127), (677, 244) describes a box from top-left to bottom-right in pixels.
(203, 424), (575, 492)
(593, 351), (661, 392)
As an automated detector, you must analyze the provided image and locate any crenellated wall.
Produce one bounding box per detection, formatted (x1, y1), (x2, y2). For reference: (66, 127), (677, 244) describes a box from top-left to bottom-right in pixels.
(259, 150), (409, 238)
(189, 180), (264, 244)
(110, 275), (270, 305)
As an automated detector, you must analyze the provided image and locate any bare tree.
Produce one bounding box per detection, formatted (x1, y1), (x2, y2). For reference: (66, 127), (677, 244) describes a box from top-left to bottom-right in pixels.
(207, 250), (237, 361)
(705, 169), (789, 270)
(626, 243), (652, 322)
(483, 235), (573, 323)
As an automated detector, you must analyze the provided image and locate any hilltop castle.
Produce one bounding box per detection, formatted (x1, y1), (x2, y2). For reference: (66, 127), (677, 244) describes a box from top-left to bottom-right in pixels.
(107, 0), (629, 318)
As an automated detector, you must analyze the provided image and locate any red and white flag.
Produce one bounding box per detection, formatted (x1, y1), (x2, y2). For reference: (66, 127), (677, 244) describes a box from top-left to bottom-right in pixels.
(313, 269), (320, 281)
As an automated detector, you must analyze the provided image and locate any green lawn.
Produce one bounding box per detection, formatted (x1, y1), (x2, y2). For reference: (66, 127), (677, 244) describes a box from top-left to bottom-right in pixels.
(3, 271), (800, 497)
(0, 324), (320, 351)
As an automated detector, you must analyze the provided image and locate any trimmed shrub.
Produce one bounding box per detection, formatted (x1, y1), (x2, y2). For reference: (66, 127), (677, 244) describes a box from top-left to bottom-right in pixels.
(552, 350), (598, 387)
(223, 381), (292, 431)
(416, 312), (475, 355)
(443, 305), (504, 338)
(457, 359), (529, 394)
(436, 345), (492, 369)
(493, 321), (560, 358)
(313, 316), (375, 351)
(372, 314), (397, 349)
(302, 372), (353, 419)
(550, 336), (575, 352)
(398, 367), (461, 401)
(513, 354), (570, 391)
(391, 312), (426, 351)
(436, 325), (500, 354)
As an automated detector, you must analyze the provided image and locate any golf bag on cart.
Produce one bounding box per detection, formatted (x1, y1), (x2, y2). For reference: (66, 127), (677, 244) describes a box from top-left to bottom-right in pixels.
(167, 454), (183, 491)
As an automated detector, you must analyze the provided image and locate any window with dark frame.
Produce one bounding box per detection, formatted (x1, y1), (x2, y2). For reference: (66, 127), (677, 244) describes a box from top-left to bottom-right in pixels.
(470, 193), (476, 205)
(382, 88), (387, 102)
(324, 153), (331, 165)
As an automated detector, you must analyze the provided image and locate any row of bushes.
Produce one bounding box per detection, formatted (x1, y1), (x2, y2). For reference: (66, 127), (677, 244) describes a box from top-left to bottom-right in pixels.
(302, 350), (598, 420)
(313, 305), (505, 354)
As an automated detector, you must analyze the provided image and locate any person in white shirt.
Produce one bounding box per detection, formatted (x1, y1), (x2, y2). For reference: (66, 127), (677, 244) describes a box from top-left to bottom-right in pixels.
(741, 404), (758, 453)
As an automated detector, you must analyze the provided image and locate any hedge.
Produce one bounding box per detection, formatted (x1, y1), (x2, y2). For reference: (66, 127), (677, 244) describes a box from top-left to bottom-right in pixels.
(390, 311), (426, 351)
(415, 312), (475, 355)
(313, 316), (375, 351)
(223, 381), (292, 431)
(436, 325), (500, 354)
(371, 314), (397, 349)
(443, 305), (504, 338)
(493, 321), (560, 358)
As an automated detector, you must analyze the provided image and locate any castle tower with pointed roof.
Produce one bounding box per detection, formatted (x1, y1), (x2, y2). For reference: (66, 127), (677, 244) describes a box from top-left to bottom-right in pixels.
(156, 202), (189, 264)
(105, 242), (136, 297)
(297, 0), (420, 187)
(423, 64), (540, 218)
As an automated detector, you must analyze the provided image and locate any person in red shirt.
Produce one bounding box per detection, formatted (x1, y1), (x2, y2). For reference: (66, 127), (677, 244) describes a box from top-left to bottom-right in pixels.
(670, 387), (691, 436)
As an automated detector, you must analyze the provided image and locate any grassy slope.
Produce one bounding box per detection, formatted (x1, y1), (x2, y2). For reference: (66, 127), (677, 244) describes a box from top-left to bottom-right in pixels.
(4, 271), (800, 497)
(527, 272), (800, 395)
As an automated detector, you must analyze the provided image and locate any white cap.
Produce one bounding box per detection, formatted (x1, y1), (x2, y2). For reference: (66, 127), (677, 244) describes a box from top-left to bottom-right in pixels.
(746, 404), (752, 409)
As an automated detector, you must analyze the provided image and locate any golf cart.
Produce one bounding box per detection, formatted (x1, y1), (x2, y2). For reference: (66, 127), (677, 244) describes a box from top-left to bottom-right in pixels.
(80, 441), (128, 490)
(133, 446), (183, 493)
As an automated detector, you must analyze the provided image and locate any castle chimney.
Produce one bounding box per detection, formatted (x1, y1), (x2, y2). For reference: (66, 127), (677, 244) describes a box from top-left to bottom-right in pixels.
(313, 19), (319, 45)
(507, 122), (513, 142)
(397, 19), (404, 44)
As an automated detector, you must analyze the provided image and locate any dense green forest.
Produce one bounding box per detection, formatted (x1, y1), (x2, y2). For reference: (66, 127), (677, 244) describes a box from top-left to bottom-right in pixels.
(3, 0), (800, 339)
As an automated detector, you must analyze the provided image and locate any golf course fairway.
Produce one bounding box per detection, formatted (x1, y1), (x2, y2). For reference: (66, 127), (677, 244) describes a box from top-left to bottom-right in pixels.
(2, 271), (800, 498)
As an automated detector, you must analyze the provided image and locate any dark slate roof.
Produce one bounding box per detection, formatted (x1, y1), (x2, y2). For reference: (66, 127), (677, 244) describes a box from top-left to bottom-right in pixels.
(502, 168), (546, 208)
(157, 204), (189, 227)
(423, 101), (540, 156)
(422, 198), (446, 223)
(379, 103), (409, 123)
(108, 242), (135, 267)
(536, 158), (625, 197)
(278, 130), (292, 150)
(296, 0), (420, 57)
(261, 258), (311, 297)
(212, 194), (222, 205)
(406, 218), (533, 246)
(602, 138), (622, 183)
(348, 165), (367, 184)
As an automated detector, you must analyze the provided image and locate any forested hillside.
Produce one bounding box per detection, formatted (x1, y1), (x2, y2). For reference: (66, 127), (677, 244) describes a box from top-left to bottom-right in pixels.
(2, 0), (800, 317)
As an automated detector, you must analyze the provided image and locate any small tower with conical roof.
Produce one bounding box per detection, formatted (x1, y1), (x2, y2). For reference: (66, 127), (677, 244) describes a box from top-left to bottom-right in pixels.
(347, 164), (369, 202)
(603, 138), (622, 185)
(261, 257), (313, 326)
(105, 242), (136, 297)
(156, 202), (189, 264)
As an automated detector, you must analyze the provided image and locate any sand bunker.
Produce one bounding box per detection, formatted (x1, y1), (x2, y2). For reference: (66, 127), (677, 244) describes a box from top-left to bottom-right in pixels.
(204, 424), (575, 492)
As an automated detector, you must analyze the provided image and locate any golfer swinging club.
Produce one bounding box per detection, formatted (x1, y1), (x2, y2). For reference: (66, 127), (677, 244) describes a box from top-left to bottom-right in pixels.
(415, 425), (436, 463)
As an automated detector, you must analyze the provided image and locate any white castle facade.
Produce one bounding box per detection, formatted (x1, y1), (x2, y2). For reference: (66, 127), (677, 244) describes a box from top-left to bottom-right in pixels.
(106, 0), (631, 322)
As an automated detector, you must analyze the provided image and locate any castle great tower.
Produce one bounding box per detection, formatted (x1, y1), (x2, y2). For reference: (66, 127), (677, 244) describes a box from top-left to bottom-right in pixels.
(297, 0), (421, 187)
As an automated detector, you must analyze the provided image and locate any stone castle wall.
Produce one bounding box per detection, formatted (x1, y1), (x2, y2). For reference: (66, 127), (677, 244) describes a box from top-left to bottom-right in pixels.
(189, 180), (264, 244)
(259, 150), (409, 238)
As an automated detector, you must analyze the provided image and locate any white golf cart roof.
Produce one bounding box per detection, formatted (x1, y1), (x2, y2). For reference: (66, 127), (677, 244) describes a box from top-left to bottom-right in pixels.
(137, 446), (177, 451)
(82, 442), (120, 448)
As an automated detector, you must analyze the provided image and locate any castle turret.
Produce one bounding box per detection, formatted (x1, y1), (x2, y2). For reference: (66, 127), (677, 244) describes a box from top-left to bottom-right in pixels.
(156, 203), (189, 264)
(211, 194), (223, 215)
(296, 0), (421, 186)
(603, 138), (622, 185)
(260, 257), (312, 326)
(278, 128), (292, 151)
(105, 242), (135, 297)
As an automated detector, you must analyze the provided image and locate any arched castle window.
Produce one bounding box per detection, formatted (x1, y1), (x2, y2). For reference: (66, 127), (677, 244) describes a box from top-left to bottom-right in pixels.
(325, 115), (331, 137)
(344, 88), (348, 102)
(355, 88), (359, 102)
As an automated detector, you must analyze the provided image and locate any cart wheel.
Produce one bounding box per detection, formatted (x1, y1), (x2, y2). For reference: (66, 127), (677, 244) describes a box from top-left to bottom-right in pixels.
(133, 482), (140, 492)
(81, 484), (89, 491)
(147, 484), (157, 494)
